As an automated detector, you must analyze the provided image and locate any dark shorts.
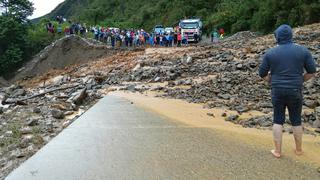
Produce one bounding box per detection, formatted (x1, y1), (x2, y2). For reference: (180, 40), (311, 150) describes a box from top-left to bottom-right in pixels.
(271, 88), (303, 126)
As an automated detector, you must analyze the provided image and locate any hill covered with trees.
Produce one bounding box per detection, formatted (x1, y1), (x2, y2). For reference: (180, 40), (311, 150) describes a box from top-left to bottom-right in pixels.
(44, 0), (320, 33)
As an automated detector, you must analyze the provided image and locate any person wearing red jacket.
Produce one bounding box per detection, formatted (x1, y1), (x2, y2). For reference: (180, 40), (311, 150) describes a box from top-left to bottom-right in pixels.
(177, 33), (182, 47)
(219, 28), (225, 39)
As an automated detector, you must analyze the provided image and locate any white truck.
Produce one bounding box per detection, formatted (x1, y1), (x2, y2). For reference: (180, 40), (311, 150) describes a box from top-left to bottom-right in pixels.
(179, 19), (203, 42)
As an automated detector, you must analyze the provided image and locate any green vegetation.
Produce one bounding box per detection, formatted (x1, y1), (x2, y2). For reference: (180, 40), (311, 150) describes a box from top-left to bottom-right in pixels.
(0, 0), (319, 77)
(0, 0), (34, 76)
(45, 0), (320, 33)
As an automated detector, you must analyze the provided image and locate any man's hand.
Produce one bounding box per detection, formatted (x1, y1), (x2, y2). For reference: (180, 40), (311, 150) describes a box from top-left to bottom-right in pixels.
(263, 74), (271, 83)
(304, 73), (315, 82)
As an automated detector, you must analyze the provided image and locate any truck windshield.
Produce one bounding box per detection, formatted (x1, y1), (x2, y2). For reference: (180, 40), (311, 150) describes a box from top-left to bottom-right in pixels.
(180, 22), (199, 29)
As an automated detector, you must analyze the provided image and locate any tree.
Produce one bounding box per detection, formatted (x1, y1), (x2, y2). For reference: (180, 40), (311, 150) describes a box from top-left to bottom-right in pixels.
(0, 0), (33, 76)
(0, 0), (34, 21)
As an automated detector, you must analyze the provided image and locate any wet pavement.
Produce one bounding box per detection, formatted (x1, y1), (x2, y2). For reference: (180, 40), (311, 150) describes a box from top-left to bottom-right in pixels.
(6, 96), (320, 180)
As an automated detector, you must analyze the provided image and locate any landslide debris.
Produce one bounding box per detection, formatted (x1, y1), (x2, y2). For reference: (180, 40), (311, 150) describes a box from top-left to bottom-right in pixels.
(11, 35), (128, 82)
(0, 49), (142, 179)
(1, 23), (320, 179)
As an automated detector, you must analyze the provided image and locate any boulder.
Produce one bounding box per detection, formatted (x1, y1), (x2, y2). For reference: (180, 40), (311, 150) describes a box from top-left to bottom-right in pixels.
(51, 109), (65, 119)
(26, 118), (38, 126)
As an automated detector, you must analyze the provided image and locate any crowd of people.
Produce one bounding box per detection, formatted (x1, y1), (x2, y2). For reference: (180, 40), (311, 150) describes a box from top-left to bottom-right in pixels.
(46, 16), (224, 48)
(89, 27), (192, 48)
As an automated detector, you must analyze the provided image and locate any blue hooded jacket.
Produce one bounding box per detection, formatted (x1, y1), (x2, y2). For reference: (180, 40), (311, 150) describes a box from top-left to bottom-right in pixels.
(259, 24), (317, 89)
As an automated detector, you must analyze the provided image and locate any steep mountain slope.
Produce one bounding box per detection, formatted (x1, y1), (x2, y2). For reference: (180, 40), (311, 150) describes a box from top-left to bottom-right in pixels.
(39, 0), (320, 33)
(43, 0), (218, 31)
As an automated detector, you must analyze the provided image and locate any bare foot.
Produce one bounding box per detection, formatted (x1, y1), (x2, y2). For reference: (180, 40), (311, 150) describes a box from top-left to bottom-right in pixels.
(294, 150), (303, 156)
(271, 150), (281, 158)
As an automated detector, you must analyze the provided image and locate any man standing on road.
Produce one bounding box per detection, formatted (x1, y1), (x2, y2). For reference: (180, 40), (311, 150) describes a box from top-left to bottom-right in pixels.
(259, 24), (317, 158)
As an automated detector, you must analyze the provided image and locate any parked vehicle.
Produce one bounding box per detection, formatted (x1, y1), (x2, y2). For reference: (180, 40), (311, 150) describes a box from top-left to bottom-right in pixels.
(164, 27), (174, 34)
(179, 19), (203, 42)
(154, 25), (165, 35)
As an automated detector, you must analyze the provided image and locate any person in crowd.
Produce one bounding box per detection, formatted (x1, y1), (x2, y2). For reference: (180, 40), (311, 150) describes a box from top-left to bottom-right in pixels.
(149, 33), (155, 47)
(165, 34), (171, 47)
(159, 35), (164, 46)
(139, 32), (145, 47)
(57, 25), (62, 34)
(156, 34), (160, 46)
(93, 27), (99, 40)
(64, 27), (70, 35)
(177, 33), (182, 47)
(111, 31), (116, 48)
(194, 33), (199, 42)
(82, 24), (88, 37)
(47, 23), (54, 34)
(183, 33), (188, 46)
(168, 33), (174, 47)
(259, 24), (317, 158)
(219, 28), (225, 39)
(129, 30), (134, 47)
(213, 30), (219, 43)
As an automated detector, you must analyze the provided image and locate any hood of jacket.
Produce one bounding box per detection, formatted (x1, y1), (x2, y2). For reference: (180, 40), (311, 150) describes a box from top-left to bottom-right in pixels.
(274, 24), (293, 45)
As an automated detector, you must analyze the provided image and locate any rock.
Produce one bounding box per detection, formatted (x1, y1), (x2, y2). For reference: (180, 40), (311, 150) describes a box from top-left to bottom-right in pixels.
(11, 149), (25, 158)
(62, 120), (71, 128)
(313, 119), (320, 128)
(26, 144), (35, 152)
(236, 63), (243, 69)
(260, 120), (273, 127)
(221, 112), (227, 117)
(226, 115), (239, 121)
(0, 93), (8, 105)
(218, 93), (231, 100)
(235, 105), (250, 113)
(4, 85), (18, 94)
(27, 118), (38, 126)
(186, 56), (193, 64)
(0, 107), (3, 114)
(0, 158), (6, 168)
(64, 111), (75, 116)
(303, 110), (313, 117)
(132, 63), (141, 71)
(5, 131), (13, 137)
(20, 127), (33, 134)
(154, 77), (161, 82)
(19, 135), (33, 148)
(207, 113), (215, 117)
(71, 88), (87, 105)
(11, 89), (26, 97)
(259, 102), (273, 108)
(33, 107), (41, 114)
(181, 56), (193, 64)
(315, 128), (320, 133)
(304, 100), (318, 108)
(51, 75), (64, 85)
(51, 109), (65, 119)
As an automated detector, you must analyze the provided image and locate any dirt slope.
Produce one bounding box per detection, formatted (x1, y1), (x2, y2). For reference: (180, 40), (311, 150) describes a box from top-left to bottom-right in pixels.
(11, 36), (123, 82)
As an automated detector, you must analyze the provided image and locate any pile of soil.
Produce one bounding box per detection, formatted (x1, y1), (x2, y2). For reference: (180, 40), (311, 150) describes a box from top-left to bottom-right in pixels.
(11, 35), (122, 82)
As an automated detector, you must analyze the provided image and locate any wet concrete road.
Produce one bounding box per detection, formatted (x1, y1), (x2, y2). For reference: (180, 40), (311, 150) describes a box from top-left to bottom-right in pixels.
(6, 96), (320, 180)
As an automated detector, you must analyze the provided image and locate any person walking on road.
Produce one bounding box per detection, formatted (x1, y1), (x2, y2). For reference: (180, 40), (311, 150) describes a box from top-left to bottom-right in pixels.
(259, 24), (317, 158)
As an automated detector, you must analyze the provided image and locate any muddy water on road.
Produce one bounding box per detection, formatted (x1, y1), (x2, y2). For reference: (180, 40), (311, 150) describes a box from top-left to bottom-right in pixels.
(111, 91), (320, 168)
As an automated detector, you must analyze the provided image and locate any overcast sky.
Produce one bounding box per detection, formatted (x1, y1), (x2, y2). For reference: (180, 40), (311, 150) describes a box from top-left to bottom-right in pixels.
(29, 0), (65, 19)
